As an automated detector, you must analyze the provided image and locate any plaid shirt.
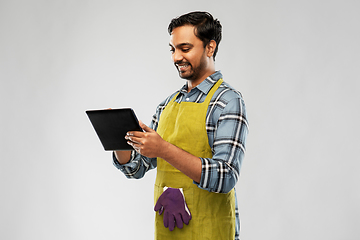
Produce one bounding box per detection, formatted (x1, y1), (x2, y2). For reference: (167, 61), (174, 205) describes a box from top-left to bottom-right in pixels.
(113, 71), (248, 239)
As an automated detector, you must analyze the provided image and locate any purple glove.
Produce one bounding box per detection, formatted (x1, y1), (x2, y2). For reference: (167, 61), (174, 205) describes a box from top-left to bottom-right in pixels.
(154, 187), (192, 231)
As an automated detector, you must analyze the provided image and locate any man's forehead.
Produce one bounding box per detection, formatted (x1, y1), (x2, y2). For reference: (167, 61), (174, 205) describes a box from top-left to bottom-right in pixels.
(169, 25), (199, 46)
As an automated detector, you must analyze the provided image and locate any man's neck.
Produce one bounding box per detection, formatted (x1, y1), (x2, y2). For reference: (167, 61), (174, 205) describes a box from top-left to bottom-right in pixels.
(186, 70), (216, 93)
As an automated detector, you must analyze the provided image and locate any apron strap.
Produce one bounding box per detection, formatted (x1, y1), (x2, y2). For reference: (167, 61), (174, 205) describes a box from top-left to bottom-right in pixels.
(202, 78), (223, 106)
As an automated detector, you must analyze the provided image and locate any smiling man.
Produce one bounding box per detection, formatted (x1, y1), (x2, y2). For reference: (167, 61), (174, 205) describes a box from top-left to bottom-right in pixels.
(170, 24), (216, 90)
(113, 11), (248, 240)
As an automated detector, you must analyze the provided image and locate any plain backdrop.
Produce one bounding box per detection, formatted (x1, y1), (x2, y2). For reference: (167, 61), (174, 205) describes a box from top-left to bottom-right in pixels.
(1, 0), (359, 239)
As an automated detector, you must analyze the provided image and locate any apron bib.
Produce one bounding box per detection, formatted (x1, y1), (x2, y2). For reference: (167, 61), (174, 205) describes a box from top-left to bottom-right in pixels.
(154, 79), (236, 240)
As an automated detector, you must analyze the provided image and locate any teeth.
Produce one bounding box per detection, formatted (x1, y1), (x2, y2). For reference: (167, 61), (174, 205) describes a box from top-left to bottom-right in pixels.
(178, 64), (189, 69)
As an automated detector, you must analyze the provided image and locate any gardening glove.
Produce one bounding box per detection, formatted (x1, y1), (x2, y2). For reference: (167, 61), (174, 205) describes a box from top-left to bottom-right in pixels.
(154, 187), (191, 231)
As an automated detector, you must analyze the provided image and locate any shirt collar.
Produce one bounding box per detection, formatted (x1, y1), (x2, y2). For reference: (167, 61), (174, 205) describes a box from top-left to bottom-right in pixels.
(180, 71), (223, 94)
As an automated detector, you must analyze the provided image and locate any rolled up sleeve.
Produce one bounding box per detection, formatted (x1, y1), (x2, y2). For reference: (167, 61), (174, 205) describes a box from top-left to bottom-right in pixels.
(195, 97), (248, 193)
(113, 151), (157, 179)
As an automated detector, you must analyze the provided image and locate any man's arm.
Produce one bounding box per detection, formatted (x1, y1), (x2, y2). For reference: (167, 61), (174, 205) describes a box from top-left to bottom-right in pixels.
(126, 96), (248, 191)
(112, 116), (158, 179)
(197, 97), (248, 193)
(112, 95), (173, 179)
(114, 151), (131, 164)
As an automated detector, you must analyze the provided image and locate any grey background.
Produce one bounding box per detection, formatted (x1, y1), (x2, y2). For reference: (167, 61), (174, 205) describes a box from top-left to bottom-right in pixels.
(1, 0), (359, 239)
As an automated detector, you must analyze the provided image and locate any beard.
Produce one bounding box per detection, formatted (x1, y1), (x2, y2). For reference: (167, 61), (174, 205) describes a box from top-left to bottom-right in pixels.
(175, 54), (207, 81)
(176, 61), (207, 81)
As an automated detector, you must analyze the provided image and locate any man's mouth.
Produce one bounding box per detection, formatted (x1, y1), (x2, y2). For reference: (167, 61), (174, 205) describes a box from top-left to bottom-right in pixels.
(176, 63), (190, 72)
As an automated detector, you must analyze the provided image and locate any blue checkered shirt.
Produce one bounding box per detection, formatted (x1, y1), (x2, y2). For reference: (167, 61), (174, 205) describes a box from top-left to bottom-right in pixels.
(113, 71), (248, 240)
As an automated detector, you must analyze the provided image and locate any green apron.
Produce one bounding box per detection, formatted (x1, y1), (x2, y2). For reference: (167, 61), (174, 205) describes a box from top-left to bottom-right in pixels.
(154, 79), (236, 240)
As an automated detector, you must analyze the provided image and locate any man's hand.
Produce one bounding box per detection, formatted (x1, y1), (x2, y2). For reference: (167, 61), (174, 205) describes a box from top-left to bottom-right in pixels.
(125, 121), (166, 158)
(126, 121), (202, 183)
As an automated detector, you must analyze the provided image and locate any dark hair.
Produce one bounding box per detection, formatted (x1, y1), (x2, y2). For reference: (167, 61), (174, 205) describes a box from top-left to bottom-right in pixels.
(168, 11), (222, 60)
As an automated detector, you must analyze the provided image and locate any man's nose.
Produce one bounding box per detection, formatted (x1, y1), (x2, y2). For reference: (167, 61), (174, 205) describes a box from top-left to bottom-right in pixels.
(172, 50), (183, 63)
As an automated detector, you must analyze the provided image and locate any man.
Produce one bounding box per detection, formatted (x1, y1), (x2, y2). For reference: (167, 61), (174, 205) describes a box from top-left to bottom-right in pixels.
(113, 11), (248, 240)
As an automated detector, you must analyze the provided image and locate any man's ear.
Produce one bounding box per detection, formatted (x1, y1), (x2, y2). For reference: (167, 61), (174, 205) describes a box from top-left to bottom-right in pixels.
(206, 40), (217, 58)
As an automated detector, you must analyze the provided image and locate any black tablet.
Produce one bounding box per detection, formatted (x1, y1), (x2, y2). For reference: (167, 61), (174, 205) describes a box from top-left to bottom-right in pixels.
(86, 108), (142, 151)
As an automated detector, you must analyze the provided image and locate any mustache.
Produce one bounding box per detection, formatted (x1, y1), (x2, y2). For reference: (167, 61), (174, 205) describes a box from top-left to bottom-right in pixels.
(174, 61), (191, 66)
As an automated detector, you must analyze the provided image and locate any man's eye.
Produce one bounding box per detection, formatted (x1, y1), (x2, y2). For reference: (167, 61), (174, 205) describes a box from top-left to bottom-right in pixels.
(170, 48), (175, 53)
(182, 48), (190, 52)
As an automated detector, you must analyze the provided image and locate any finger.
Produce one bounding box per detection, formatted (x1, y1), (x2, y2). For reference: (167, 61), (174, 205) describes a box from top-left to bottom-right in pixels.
(159, 206), (164, 215)
(168, 214), (175, 231)
(139, 121), (154, 133)
(181, 211), (191, 225)
(154, 201), (163, 212)
(127, 141), (141, 154)
(126, 141), (137, 148)
(125, 135), (143, 145)
(164, 211), (169, 228)
(174, 214), (184, 229)
(126, 131), (144, 138)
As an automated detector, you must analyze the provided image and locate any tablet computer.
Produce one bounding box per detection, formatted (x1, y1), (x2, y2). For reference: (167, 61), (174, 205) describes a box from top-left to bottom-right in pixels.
(86, 108), (142, 151)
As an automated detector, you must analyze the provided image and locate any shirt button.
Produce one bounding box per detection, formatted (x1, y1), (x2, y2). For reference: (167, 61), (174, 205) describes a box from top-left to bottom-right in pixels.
(186, 98), (190, 101)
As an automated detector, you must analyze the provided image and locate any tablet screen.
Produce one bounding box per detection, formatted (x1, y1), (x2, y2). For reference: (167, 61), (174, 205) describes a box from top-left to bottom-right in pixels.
(86, 108), (142, 151)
